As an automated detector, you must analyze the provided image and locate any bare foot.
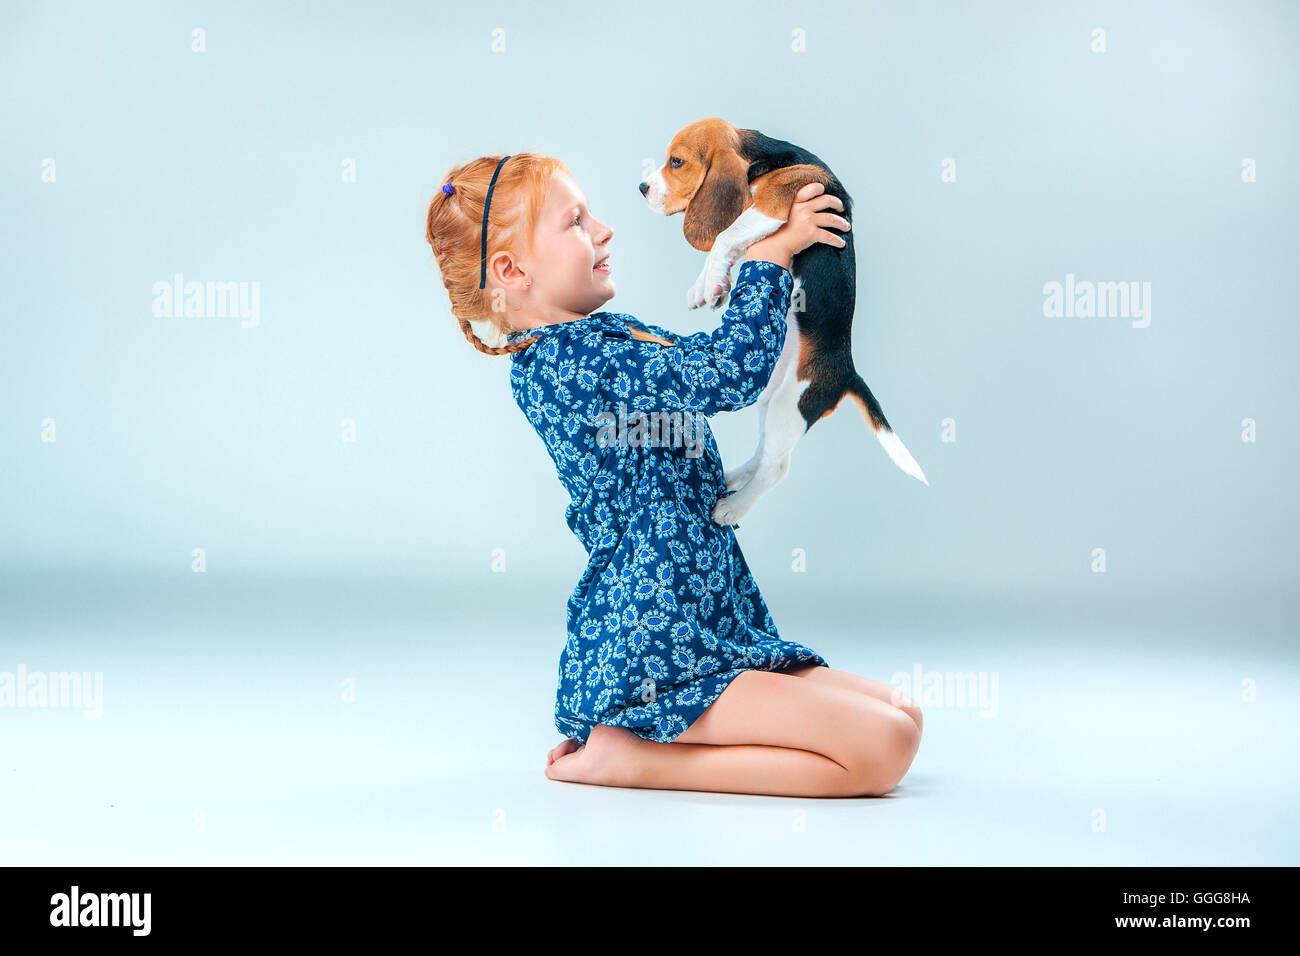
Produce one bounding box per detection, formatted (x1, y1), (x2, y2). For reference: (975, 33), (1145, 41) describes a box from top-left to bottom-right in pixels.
(544, 724), (645, 787)
(546, 738), (581, 768)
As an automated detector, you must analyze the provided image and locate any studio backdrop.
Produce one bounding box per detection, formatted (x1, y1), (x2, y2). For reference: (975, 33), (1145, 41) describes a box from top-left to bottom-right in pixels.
(1, 0), (1296, 865)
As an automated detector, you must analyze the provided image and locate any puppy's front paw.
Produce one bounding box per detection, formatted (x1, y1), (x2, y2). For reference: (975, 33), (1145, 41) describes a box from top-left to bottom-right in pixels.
(706, 271), (732, 310)
(688, 256), (733, 310)
(686, 275), (709, 310)
(687, 277), (730, 311)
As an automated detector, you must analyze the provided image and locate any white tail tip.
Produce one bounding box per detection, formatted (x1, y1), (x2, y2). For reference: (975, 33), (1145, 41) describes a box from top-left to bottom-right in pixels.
(878, 429), (929, 485)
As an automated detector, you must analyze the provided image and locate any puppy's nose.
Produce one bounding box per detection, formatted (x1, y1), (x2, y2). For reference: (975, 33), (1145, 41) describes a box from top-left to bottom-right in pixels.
(638, 181), (649, 196)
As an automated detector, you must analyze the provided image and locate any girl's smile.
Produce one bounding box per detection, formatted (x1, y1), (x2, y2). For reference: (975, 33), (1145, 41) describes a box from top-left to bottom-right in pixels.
(509, 169), (616, 329)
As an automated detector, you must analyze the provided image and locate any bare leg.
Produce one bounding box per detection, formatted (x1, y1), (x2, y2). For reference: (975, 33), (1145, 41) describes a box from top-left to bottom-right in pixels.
(544, 670), (920, 798)
(782, 664), (923, 737)
(546, 724), (857, 797)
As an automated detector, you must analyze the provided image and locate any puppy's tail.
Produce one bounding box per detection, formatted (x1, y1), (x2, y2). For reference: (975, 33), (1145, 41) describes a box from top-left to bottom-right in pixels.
(844, 373), (929, 486)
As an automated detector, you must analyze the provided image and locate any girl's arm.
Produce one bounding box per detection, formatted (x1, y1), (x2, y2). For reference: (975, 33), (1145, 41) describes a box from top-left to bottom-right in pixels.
(597, 258), (794, 416)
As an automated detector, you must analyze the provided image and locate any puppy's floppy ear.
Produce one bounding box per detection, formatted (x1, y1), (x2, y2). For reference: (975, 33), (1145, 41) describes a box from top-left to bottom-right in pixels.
(682, 150), (750, 252)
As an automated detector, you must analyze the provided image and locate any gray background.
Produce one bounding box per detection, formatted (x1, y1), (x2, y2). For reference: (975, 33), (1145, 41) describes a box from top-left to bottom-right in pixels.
(1, 0), (1296, 864)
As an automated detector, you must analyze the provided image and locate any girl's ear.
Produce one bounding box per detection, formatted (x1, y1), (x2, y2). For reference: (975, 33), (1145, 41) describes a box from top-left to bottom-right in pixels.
(682, 150), (750, 253)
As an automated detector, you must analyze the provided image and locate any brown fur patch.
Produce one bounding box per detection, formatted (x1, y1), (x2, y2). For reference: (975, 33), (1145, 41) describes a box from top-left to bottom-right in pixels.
(749, 164), (838, 220)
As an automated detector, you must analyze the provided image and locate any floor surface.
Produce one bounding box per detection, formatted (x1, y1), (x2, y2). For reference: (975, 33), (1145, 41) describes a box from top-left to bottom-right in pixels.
(2, 570), (1295, 865)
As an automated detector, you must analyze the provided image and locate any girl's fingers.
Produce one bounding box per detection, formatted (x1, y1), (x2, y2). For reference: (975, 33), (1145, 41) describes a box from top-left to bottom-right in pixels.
(805, 192), (842, 211)
(796, 197), (839, 215)
(792, 183), (826, 206)
(786, 188), (849, 247)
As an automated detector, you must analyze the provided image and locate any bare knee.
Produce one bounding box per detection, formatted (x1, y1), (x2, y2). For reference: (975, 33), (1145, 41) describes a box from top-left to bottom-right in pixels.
(900, 700), (923, 736)
(844, 709), (920, 797)
(886, 688), (923, 737)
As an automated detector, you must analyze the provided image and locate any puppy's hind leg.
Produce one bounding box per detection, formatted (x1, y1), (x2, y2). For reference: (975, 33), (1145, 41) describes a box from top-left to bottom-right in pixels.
(722, 293), (802, 492)
(722, 361), (779, 492)
(712, 367), (811, 527)
(723, 449), (761, 492)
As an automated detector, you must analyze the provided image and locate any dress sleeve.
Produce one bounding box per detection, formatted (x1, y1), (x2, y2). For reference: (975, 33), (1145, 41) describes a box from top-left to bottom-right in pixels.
(598, 258), (794, 416)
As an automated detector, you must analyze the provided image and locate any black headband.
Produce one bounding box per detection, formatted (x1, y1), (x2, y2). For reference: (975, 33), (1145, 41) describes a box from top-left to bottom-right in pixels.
(479, 154), (513, 289)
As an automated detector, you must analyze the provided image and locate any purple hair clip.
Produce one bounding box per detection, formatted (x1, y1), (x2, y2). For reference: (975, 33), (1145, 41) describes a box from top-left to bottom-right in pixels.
(441, 182), (455, 195)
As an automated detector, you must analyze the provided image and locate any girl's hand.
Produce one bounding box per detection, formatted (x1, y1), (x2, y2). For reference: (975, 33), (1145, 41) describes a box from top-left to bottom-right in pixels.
(742, 183), (849, 270)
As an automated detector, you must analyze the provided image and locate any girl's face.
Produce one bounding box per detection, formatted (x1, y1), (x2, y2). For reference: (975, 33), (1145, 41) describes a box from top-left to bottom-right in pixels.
(517, 170), (614, 326)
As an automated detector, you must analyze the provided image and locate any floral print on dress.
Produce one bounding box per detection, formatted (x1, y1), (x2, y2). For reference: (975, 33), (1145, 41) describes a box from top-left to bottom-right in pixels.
(506, 259), (829, 744)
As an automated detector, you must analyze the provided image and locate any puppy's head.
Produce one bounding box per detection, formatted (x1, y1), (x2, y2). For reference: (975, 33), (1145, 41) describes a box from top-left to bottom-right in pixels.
(639, 117), (750, 252)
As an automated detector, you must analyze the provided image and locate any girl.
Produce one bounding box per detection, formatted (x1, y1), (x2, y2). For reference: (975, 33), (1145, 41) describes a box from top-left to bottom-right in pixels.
(426, 152), (922, 798)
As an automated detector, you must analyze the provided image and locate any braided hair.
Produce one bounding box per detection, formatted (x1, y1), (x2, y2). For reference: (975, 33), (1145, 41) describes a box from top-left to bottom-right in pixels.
(425, 153), (559, 354)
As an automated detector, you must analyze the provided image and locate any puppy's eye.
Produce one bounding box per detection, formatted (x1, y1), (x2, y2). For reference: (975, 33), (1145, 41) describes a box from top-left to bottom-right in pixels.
(669, 157), (683, 170)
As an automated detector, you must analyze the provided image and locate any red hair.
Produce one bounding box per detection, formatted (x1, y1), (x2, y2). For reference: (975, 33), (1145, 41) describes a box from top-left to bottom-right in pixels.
(425, 152), (672, 355)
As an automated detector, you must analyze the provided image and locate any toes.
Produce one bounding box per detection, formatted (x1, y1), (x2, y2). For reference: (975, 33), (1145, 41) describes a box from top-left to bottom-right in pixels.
(546, 737), (581, 768)
(545, 745), (585, 782)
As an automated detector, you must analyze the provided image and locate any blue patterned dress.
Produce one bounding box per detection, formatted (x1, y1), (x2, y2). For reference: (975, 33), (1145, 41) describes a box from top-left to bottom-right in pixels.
(506, 259), (829, 745)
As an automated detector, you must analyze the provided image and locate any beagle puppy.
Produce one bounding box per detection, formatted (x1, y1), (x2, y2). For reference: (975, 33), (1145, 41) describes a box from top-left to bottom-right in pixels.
(638, 117), (928, 527)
